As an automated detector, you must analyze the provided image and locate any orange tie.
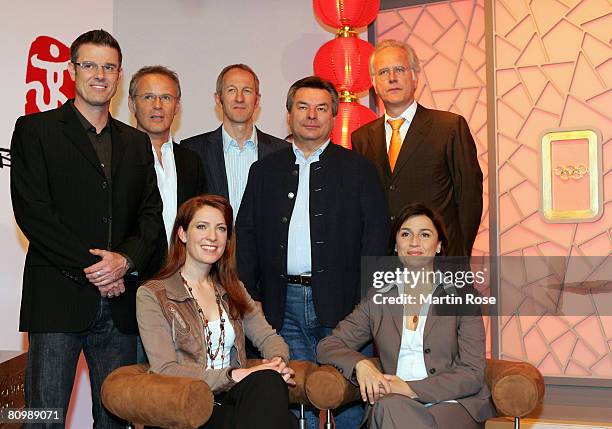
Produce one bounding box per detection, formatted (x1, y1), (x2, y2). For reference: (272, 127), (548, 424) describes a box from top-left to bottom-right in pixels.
(387, 118), (405, 172)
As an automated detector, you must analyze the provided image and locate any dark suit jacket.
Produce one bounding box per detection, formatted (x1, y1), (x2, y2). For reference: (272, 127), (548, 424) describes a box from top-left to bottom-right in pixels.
(236, 144), (390, 330)
(145, 142), (207, 273)
(352, 105), (483, 256)
(317, 283), (495, 423)
(173, 142), (207, 208)
(11, 101), (165, 334)
(181, 125), (287, 200)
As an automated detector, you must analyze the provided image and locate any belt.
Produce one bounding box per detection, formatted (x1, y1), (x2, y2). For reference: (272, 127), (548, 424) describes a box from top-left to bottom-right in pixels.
(286, 274), (312, 286)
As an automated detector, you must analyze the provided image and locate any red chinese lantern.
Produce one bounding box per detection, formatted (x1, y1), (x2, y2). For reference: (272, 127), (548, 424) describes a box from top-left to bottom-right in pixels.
(332, 100), (378, 149)
(313, 0), (380, 148)
(313, 35), (374, 94)
(313, 0), (380, 29)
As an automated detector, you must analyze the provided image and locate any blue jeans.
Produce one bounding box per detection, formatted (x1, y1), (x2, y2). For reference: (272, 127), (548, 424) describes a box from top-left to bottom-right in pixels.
(136, 335), (148, 364)
(26, 298), (136, 428)
(280, 283), (364, 429)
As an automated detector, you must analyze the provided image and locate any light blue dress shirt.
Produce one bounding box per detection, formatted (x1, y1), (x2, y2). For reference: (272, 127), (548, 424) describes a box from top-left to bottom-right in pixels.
(286, 140), (330, 276)
(222, 126), (258, 216)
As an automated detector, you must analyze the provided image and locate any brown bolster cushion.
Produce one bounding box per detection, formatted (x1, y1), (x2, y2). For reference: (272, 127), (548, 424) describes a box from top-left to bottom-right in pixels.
(305, 364), (361, 410)
(485, 358), (545, 417)
(306, 358), (380, 409)
(306, 358), (545, 418)
(101, 364), (213, 429)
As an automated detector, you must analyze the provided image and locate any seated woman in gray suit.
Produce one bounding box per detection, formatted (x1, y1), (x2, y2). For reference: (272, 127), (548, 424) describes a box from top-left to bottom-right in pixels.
(317, 203), (495, 429)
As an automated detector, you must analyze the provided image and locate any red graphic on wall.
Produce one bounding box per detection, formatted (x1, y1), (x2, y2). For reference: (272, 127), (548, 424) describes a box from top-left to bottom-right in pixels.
(25, 36), (75, 115)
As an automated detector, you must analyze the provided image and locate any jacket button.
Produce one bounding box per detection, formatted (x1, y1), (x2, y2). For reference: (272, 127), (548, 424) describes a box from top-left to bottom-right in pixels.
(429, 368), (436, 374)
(101, 181), (108, 189)
(288, 192), (295, 199)
(280, 244), (285, 249)
(389, 184), (396, 191)
(281, 216), (288, 223)
(292, 169), (298, 176)
(424, 348), (431, 354)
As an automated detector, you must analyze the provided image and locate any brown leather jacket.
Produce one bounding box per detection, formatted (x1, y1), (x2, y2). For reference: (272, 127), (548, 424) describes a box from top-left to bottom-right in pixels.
(136, 272), (289, 393)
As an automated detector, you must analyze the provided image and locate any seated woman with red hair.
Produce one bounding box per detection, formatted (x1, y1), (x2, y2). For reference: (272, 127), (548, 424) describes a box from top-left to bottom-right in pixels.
(137, 194), (297, 429)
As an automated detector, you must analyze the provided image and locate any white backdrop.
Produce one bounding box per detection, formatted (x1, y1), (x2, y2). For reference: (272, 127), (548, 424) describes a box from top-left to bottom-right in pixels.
(112, 0), (340, 138)
(1, 1), (344, 427)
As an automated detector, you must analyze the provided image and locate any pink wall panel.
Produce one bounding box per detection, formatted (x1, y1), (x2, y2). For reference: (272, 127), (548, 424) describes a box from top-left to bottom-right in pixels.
(493, 0), (611, 378)
(376, 0), (490, 257)
(376, 0), (611, 379)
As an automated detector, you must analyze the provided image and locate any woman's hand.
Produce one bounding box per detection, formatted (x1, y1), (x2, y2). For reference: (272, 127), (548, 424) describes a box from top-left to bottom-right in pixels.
(355, 359), (391, 404)
(230, 357), (296, 386)
(262, 357), (296, 386)
(382, 374), (417, 398)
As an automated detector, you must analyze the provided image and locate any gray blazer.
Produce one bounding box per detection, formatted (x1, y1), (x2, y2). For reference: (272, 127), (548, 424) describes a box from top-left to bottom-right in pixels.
(317, 283), (495, 423)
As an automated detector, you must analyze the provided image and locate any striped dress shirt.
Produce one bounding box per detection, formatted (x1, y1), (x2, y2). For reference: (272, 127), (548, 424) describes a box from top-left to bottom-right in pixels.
(222, 126), (258, 216)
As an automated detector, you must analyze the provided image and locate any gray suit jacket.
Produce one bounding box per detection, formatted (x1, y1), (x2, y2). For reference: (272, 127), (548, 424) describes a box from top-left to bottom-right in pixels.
(181, 125), (287, 200)
(317, 282), (495, 423)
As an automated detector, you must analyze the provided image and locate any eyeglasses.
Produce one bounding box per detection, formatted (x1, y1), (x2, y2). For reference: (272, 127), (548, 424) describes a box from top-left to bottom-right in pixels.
(376, 65), (409, 78)
(133, 93), (179, 104)
(73, 61), (120, 74)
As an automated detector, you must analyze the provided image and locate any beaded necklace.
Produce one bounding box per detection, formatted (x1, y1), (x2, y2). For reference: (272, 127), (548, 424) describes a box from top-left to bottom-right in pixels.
(180, 273), (226, 369)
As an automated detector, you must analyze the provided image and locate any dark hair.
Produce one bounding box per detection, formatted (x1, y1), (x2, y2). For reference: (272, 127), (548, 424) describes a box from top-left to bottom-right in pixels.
(390, 203), (448, 256)
(215, 64), (260, 95)
(155, 195), (249, 319)
(286, 76), (339, 116)
(70, 29), (122, 66)
(129, 65), (181, 99)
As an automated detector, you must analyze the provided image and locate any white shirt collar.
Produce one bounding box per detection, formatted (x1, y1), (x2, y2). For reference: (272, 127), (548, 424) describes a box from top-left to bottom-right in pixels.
(152, 136), (174, 161)
(161, 135), (173, 150)
(384, 101), (418, 126)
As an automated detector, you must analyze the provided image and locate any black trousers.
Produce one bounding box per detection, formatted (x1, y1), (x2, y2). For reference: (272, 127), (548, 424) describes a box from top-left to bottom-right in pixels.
(202, 370), (298, 429)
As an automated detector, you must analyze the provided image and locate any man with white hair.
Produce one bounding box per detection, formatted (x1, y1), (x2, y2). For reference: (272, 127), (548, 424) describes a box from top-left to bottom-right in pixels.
(352, 39), (483, 256)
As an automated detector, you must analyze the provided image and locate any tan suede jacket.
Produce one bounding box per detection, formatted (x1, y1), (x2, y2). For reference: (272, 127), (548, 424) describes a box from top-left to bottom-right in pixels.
(136, 271), (289, 393)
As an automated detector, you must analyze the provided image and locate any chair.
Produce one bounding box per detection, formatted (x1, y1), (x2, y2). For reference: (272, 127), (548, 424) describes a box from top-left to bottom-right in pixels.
(305, 358), (545, 429)
(101, 359), (318, 429)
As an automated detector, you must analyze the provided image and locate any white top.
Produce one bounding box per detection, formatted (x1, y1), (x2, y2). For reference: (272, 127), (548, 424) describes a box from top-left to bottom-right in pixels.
(395, 284), (431, 381)
(206, 307), (235, 369)
(395, 282), (458, 405)
(384, 100), (418, 152)
(152, 137), (177, 244)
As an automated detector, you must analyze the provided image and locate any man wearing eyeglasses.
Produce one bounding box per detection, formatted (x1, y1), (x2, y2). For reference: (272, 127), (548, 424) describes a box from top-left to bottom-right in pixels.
(182, 64), (287, 216)
(10, 29), (165, 427)
(128, 65), (206, 243)
(352, 39), (483, 257)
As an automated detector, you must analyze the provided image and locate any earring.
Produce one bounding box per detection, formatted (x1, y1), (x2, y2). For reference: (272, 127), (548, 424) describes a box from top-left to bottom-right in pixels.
(394, 245), (398, 254)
